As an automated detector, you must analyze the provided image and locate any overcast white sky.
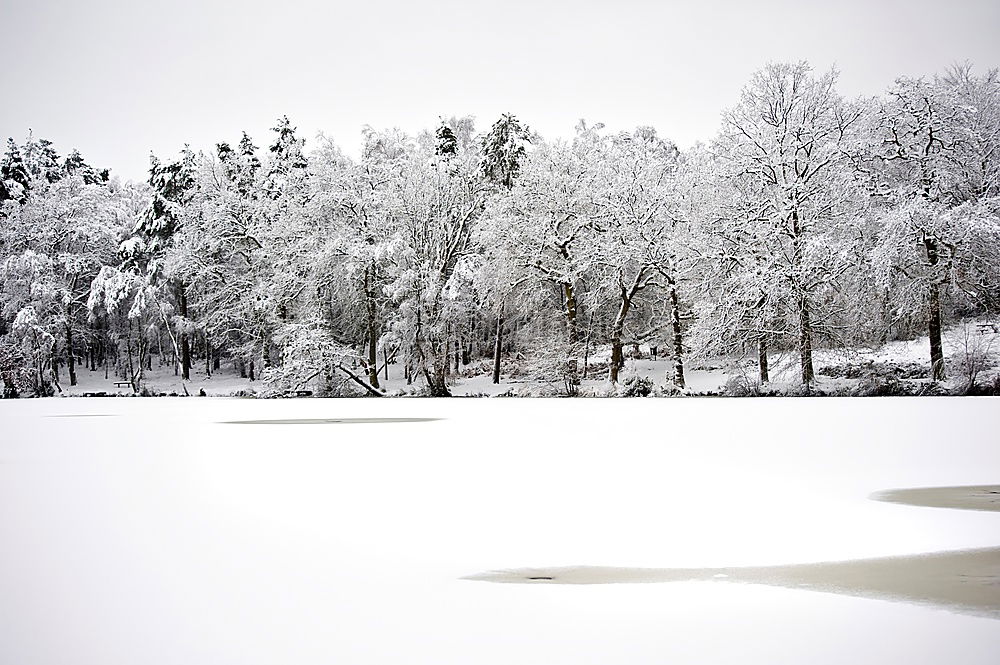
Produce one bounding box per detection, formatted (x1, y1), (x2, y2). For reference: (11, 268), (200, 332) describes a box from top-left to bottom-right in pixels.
(2, 0), (999, 182)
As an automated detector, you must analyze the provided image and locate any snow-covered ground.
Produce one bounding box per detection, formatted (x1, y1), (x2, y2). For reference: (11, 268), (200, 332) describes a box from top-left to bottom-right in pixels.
(1, 397), (999, 664)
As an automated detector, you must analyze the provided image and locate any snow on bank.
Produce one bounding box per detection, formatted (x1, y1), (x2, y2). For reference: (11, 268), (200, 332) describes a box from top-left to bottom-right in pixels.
(40, 318), (1000, 398)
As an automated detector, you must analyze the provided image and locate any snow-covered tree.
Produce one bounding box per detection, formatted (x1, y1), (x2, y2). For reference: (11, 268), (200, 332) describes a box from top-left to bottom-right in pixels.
(867, 70), (1000, 378)
(716, 62), (865, 387)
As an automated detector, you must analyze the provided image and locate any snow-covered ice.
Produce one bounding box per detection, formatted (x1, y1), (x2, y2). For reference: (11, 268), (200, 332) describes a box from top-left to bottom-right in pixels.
(1, 397), (999, 664)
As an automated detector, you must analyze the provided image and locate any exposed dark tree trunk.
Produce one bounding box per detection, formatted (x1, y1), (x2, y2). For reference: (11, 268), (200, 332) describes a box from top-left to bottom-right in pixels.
(66, 324), (77, 386)
(609, 296), (632, 384)
(177, 289), (191, 381)
(758, 335), (769, 384)
(563, 281), (578, 344)
(463, 314), (473, 365)
(798, 297), (814, 387)
(363, 266), (381, 389)
(924, 238), (946, 380)
(366, 331), (380, 389)
(791, 210), (813, 387)
(126, 321), (136, 392)
(492, 304), (504, 385)
(582, 312), (594, 379)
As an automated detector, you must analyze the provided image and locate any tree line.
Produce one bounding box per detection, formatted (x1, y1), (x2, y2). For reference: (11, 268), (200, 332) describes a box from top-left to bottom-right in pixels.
(2, 61), (999, 397)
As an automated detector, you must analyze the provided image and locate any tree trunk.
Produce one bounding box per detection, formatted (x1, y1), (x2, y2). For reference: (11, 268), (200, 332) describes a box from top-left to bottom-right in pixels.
(790, 209), (814, 387)
(563, 282), (579, 384)
(492, 305), (504, 385)
(798, 297), (814, 387)
(363, 266), (381, 389)
(925, 238), (946, 380)
(462, 314), (473, 365)
(609, 295), (631, 384)
(758, 335), (769, 384)
(425, 359), (451, 397)
(178, 285), (191, 381)
(126, 322), (136, 392)
(563, 281), (578, 343)
(366, 330), (380, 389)
(668, 279), (686, 389)
(66, 324), (77, 386)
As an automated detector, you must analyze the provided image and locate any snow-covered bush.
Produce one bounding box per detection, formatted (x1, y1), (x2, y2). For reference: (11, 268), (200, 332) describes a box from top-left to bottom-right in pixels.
(619, 374), (654, 397)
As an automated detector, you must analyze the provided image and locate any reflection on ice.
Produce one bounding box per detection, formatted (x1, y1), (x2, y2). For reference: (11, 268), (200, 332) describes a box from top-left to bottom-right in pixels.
(465, 546), (1000, 619)
(872, 485), (1000, 512)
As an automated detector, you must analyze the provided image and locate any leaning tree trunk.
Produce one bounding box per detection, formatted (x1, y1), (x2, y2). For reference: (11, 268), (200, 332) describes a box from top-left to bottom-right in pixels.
(924, 238), (945, 380)
(667, 277), (685, 389)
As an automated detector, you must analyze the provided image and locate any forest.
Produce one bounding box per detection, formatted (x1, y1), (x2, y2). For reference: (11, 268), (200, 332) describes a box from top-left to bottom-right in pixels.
(2, 61), (999, 397)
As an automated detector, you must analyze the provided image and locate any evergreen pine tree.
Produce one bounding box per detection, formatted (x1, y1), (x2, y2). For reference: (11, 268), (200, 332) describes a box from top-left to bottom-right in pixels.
(435, 121), (458, 157)
(1, 139), (32, 204)
(480, 113), (531, 189)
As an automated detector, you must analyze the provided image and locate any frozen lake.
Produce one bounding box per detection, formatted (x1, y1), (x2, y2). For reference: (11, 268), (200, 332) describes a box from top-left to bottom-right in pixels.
(2, 397), (999, 664)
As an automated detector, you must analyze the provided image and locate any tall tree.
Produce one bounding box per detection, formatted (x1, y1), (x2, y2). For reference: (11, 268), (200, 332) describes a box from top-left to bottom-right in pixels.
(717, 62), (864, 387)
